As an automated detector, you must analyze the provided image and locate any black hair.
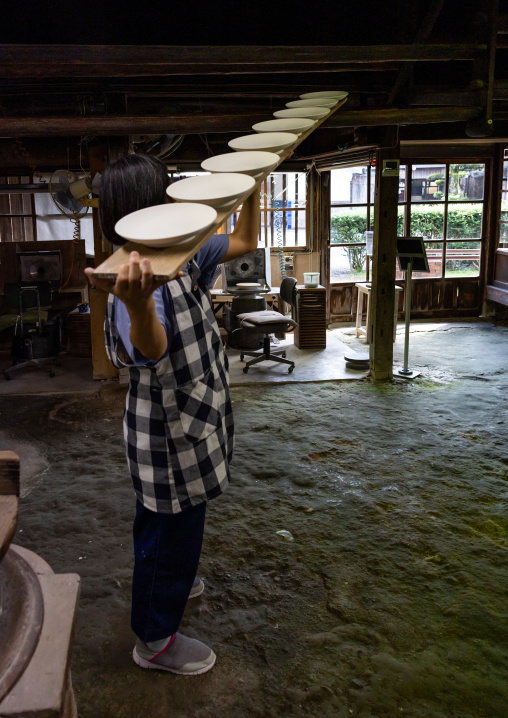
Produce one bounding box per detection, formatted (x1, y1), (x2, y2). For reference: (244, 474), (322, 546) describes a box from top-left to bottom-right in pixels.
(98, 154), (170, 245)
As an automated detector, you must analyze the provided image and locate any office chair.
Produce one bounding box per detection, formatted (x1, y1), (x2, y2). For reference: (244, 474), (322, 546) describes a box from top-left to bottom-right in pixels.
(3, 282), (62, 380)
(233, 276), (299, 373)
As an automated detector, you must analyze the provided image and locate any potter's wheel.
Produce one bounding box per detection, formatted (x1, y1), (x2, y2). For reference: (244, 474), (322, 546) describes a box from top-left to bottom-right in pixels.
(0, 548), (44, 702)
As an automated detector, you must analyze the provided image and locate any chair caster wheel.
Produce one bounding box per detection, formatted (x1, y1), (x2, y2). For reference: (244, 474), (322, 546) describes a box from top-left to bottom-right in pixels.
(288, 366), (294, 373)
(49, 370), (56, 378)
(240, 354), (244, 361)
(243, 367), (249, 374)
(281, 352), (286, 358)
(3, 372), (12, 381)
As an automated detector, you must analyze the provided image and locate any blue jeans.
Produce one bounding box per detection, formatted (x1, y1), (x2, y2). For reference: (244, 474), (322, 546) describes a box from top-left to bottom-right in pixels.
(131, 500), (207, 643)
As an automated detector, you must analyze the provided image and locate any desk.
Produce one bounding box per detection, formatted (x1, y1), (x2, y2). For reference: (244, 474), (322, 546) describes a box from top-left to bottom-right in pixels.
(355, 283), (403, 343)
(210, 288), (282, 316)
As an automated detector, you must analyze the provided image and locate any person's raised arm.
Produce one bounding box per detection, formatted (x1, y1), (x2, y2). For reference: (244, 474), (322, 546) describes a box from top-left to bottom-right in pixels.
(85, 251), (173, 361)
(221, 190), (260, 262)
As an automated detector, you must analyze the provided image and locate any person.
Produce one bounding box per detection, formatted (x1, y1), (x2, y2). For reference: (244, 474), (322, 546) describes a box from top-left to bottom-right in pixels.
(85, 154), (259, 675)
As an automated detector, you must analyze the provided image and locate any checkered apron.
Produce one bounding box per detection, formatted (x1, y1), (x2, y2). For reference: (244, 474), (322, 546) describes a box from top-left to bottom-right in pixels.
(104, 259), (234, 514)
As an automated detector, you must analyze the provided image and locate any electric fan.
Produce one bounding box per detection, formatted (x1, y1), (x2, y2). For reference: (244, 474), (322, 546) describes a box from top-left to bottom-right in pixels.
(48, 170), (95, 288)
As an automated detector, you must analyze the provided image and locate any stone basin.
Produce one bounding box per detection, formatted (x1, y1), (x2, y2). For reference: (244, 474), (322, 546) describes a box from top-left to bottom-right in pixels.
(0, 547), (44, 703)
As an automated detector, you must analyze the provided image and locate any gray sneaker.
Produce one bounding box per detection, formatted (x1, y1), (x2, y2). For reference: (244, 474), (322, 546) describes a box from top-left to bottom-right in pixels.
(133, 633), (216, 675)
(189, 576), (204, 599)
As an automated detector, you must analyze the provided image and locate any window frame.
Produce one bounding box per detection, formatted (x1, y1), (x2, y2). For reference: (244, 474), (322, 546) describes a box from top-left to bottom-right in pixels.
(0, 174), (38, 242)
(329, 160), (487, 284)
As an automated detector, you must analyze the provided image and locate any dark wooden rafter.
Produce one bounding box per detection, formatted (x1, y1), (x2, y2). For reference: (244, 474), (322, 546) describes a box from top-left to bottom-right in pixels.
(0, 106), (483, 137)
(385, 0), (447, 108)
(0, 44), (486, 79)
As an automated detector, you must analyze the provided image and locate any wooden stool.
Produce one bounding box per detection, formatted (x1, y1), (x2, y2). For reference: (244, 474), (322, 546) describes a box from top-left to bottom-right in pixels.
(355, 283), (402, 343)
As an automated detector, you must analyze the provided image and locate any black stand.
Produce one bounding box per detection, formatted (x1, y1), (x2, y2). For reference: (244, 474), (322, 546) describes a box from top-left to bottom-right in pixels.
(394, 238), (430, 380)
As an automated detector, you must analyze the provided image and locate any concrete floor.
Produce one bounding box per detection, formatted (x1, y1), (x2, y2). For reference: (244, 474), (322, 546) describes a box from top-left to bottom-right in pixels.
(2, 317), (508, 718)
(0, 328), (369, 397)
(0, 319), (486, 396)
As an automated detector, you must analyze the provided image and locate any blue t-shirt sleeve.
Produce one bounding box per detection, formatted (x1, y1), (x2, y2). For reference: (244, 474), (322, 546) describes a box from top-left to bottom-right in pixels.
(194, 234), (229, 285)
(114, 287), (173, 367)
(112, 234), (228, 366)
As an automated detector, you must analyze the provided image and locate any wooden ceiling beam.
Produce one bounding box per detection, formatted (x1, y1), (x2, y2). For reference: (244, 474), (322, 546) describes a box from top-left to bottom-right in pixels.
(0, 107), (483, 137)
(0, 44), (485, 78)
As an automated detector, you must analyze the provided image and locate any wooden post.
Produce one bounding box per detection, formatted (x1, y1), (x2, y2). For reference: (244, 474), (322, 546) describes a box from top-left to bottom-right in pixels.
(370, 129), (400, 380)
(88, 143), (117, 380)
(318, 170), (331, 321)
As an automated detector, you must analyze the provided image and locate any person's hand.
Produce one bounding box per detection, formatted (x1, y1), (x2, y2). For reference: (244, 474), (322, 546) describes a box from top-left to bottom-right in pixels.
(85, 251), (183, 310)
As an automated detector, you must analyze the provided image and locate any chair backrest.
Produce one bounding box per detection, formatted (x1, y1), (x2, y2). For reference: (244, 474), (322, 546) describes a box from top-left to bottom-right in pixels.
(279, 277), (298, 307)
(4, 281), (53, 312)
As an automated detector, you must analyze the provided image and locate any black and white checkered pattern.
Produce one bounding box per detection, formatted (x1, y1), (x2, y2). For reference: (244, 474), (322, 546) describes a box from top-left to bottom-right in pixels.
(105, 259), (234, 514)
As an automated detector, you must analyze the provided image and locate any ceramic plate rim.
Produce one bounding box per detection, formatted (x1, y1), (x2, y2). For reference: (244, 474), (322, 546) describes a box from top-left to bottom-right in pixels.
(228, 132), (299, 152)
(114, 202), (217, 245)
(252, 118), (315, 134)
(273, 107), (329, 120)
(201, 150), (280, 175)
(166, 172), (255, 204)
(286, 98), (337, 108)
(299, 90), (348, 100)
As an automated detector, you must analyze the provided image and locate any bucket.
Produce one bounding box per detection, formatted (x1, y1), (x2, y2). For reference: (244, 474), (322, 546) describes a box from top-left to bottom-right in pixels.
(303, 272), (320, 287)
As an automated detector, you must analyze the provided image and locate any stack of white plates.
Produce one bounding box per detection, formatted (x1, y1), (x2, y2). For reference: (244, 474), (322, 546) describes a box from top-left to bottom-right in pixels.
(201, 150), (280, 177)
(114, 203), (218, 248)
(228, 132), (299, 153)
(252, 118), (315, 135)
(166, 173), (255, 209)
(300, 90), (348, 100)
(273, 107), (329, 121)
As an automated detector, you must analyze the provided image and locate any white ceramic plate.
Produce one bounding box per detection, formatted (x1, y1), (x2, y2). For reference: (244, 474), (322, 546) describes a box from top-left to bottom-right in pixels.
(166, 172), (255, 209)
(115, 202), (217, 248)
(252, 118), (315, 134)
(273, 107), (329, 120)
(201, 150), (280, 177)
(236, 282), (260, 288)
(286, 98), (338, 109)
(228, 132), (299, 153)
(300, 90), (348, 100)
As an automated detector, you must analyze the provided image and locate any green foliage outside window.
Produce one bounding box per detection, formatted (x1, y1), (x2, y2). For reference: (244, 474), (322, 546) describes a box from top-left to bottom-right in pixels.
(330, 204), (483, 275)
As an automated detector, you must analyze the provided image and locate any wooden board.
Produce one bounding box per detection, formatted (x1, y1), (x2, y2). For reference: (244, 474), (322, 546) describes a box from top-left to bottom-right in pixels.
(92, 97), (348, 281)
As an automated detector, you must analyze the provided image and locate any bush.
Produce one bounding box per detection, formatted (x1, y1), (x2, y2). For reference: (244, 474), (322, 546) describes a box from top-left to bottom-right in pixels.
(331, 204), (483, 248)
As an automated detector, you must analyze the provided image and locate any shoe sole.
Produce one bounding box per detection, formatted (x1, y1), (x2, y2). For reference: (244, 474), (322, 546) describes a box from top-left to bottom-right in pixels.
(188, 582), (204, 599)
(132, 647), (216, 675)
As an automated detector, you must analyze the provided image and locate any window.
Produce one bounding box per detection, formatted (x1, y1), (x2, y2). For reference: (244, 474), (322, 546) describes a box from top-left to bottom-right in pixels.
(398, 163), (485, 279)
(329, 162), (486, 283)
(213, 170), (308, 249)
(0, 175), (37, 242)
(0, 174), (95, 255)
(499, 153), (508, 249)
(330, 165), (375, 282)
